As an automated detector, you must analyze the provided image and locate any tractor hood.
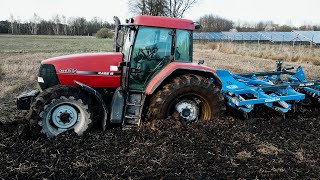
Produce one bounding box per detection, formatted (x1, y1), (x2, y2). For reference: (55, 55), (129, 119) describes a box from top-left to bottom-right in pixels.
(40, 52), (123, 88)
(42, 52), (123, 72)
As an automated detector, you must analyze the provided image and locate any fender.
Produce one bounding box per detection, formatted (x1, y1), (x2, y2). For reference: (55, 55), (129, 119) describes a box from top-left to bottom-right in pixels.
(74, 81), (108, 130)
(145, 62), (221, 95)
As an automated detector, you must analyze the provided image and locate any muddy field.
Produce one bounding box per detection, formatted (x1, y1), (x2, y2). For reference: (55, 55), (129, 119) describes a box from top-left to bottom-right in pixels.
(0, 107), (319, 179)
(0, 35), (320, 179)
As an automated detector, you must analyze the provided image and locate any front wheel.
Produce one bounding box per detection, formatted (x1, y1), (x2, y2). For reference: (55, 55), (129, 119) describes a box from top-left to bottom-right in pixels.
(148, 74), (226, 122)
(28, 85), (93, 138)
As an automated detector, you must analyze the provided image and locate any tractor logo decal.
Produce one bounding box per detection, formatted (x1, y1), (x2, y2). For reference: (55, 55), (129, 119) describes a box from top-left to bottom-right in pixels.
(226, 85), (238, 89)
(59, 69), (120, 76)
(110, 65), (118, 71)
(299, 83), (314, 87)
(76, 71), (120, 76)
(98, 72), (115, 75)
(265, 97), (281, 103)
(59, 68), (77, 74)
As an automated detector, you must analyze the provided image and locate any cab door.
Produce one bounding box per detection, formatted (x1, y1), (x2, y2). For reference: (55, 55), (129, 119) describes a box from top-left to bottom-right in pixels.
(128, 26), (173, 91)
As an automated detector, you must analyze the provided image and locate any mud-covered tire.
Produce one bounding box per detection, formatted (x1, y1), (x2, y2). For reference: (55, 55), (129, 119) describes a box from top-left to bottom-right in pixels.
(148, 74), (226, 121)
(27, 85), (93, 138)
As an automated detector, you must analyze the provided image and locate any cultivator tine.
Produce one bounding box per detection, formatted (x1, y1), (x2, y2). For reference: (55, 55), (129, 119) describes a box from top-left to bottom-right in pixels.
(278, 101), (290, 109)
(263, 98), (292, 113)
(238, 95), (252, 109)
(242, 112), (249, 120)
(280, 112), (286, 120)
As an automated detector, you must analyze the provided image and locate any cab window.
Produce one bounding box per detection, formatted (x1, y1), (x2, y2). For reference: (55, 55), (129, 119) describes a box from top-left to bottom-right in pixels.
(132, 27), (172, 61)
(175, 30), (192, 62)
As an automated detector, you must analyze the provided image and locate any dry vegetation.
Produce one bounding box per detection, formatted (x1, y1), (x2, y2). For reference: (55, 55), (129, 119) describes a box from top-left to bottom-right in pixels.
(202, 42), (320, 66)
(0, 35), (113, 100)
(194, 43), (320, 80)
(0, 53), (55, 99)
(0, 35), (113, 53)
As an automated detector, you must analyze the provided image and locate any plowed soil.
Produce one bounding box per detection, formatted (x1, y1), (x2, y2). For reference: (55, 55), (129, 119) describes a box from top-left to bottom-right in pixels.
(0, 106), (319, 179)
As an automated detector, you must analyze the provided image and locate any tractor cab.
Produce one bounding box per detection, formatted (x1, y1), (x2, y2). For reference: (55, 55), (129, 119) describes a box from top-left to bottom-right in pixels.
(111, 16), (199, 128)
(115, 16), (195, 91)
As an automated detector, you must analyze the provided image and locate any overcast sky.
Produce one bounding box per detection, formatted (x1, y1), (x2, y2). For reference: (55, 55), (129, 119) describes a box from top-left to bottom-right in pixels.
(1, 0), (320, 26)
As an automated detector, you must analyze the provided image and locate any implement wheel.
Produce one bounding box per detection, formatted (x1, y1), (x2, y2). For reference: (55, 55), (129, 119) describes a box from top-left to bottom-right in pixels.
(148, 74), (226, 122)
(28, 85), (93, 138)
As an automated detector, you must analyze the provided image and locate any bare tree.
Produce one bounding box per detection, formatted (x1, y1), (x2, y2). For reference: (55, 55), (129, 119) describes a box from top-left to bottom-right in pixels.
(74, 17), (88, 35)
(199, 14), (233, 32)
(129, 0), (167, 16)
(39, 20), (52, 35)
(68, 17), (76, 35)
(16, 17), (21, 34)
(62, 15), (68, 35)
(167, 0), (198, 18)
(129, 0), (199, 18)
(28, 13), (41, 35)
(52, 14), (61, 35)
(9, 14), (15, 34)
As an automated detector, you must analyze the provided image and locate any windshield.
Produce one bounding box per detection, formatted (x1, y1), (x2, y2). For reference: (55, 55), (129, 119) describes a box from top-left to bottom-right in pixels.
(132, 27), (172, 60)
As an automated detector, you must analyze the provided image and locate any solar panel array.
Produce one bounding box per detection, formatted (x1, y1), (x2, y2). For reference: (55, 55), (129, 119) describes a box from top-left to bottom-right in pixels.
(193, 32), (224, 41)
(259, 32), (309, 42)
(293, 31), (320, 44)
(193, 31), (320, 45)
(222, 32), (269, 41)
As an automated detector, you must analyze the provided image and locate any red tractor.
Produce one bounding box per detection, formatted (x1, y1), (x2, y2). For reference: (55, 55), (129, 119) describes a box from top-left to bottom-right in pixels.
(17, 15), (225, 138)
(17, 15), (320, 138)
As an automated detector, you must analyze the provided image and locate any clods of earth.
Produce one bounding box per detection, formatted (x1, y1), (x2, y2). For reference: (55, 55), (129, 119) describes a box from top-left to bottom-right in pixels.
(0, 106), (319, 179)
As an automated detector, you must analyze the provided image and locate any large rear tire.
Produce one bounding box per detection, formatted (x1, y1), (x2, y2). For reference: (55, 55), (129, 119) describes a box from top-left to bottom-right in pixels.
(148, 74), (226, 122)
(28, 85), (93, 138)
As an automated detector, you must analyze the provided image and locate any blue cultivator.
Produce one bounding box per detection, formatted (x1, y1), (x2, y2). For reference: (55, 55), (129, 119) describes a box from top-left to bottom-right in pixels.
(215, 61), (320, 118)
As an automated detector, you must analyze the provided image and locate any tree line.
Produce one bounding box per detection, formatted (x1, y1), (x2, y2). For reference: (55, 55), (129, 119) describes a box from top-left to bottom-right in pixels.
(0, 14), (114, 36)
(198, 14), (320, 32)
(1, 0), (320, 35)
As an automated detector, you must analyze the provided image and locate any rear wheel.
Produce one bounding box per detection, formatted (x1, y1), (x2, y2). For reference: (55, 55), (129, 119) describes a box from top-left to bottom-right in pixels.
(28, 85), (93, 138)
(148, 74), (226, 122)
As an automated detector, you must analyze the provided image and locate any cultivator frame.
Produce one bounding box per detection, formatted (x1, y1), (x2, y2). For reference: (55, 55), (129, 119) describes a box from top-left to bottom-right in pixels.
(215, 61), (320, 118)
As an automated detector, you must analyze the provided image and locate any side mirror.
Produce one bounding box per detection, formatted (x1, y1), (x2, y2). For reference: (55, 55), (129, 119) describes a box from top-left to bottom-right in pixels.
(198, 60), (204, 65)
(116, 30), (124, 48)
(194, 22), (202, 30)
(113, 16), (121, 52)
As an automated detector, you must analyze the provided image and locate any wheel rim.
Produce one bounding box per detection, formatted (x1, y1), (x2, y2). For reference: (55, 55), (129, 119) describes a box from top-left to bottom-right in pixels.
(175, 99), (199, 122)
(51, 104), (78, 129)
(40, 97), (90, 138)
(169, 93), (211, 121)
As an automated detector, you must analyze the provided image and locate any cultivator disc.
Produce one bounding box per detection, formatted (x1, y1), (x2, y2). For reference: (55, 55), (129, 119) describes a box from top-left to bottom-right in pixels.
(302, 85), (320, 104)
